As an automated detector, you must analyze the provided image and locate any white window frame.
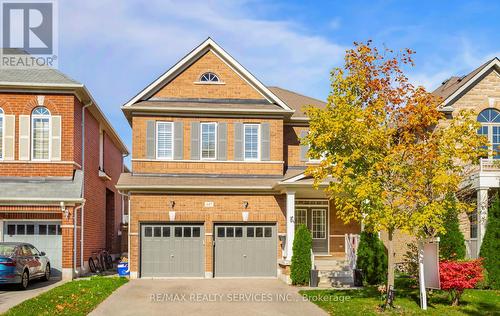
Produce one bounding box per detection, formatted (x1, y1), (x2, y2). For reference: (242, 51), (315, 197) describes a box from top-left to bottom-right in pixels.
(99, 126), (104, 170)
(295, 208), (307, 228)
(243, 123), (260, 161)
(311, 209), (327, 240)
(155, 121), (174, 160)
(195, 72), (224, 85)
(0, 108), (4, 160)
(31, 107), (51, 161)
(200, 122), (217, 160)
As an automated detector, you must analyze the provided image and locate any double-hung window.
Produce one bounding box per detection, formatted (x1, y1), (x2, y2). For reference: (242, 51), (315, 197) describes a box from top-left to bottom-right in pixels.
(0, 108), (3, 159)
(31, 107), (51, 160)
(201, 122), (217, 159)
(156, 122), (174, 160)
(244, 123), (260, 160)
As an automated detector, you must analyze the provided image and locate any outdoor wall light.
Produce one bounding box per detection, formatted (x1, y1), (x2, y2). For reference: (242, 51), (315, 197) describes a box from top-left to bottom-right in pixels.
(169, 200), (175, 210)
(242, 201), (249, 209)
(60, 202), (69, 219)
(290, 216), (294, 223)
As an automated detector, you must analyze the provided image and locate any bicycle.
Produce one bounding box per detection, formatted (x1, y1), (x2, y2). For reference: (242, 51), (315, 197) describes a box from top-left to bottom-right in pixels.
(88, 251), (103, 273)
(88, 249), (113, 273)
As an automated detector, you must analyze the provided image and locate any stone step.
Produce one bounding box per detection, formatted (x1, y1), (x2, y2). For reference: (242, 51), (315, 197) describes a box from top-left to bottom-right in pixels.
(314, 262), (348, 270)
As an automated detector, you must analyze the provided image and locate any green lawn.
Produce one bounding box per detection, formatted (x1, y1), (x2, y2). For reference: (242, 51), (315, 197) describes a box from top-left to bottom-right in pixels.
(3, 276), (128, 316)
(300, 278), (500, 315)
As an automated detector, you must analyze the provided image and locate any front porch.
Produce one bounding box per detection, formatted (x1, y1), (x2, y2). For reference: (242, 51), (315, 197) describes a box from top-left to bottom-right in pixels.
(276, 174), (361, 286)
(466, 158), (500, 258)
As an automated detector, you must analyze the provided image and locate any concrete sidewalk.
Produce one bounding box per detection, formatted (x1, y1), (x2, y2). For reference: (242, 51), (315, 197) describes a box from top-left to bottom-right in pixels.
(91, 279), (327, 316)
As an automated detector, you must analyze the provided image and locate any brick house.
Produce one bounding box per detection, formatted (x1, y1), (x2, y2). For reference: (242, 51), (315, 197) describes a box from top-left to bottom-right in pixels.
(0, 67), (129, 280)
(117, 38), (360, 281)
(379, 58), (500, 263)
(432, 57), (500, 258)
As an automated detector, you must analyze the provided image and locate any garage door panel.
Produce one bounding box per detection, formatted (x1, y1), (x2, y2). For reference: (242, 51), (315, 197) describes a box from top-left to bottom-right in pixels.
(141, 224), (204, 277)
(215, 224), (276, 277)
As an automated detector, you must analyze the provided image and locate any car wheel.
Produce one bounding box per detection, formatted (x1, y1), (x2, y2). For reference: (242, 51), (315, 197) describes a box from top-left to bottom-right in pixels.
(19, 270), (29, 290)
(42, 264), (51, 281)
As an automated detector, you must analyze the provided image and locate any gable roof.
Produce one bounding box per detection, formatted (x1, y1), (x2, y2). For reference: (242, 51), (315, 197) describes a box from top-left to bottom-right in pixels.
(0, 66), (129, 155)
(432, 57), (500, 106)
(268, 86), (326, 120)
(122, 38), (294, 113)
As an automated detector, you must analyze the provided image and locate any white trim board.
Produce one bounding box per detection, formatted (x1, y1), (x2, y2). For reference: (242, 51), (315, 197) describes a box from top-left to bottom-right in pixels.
(443, 58), (500, 106)
(122, 38), (294, 113)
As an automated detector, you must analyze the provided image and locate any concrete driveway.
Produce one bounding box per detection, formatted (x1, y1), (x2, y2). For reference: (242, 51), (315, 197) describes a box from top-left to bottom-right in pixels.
(0, 277), (63, 313)
(91, 279), (327, 316)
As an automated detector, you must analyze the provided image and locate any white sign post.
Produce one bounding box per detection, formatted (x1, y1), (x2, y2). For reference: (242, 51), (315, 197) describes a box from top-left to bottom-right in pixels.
(418, 238), (440, 310)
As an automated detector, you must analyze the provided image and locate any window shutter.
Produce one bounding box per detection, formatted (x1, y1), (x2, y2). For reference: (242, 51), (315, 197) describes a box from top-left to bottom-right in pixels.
(190, 121), (200, 160)
(173, 122), (184, 160)
(19, 115), (30, 160)
(51, 115), (62, 161)
(299, 129), (309, 162)
(234, 122), (243, 161)
(3, 115), (15, 160)
(146, 120), (155, 159)
(217, 122), (227, 160)
(261, 122), (270, 161)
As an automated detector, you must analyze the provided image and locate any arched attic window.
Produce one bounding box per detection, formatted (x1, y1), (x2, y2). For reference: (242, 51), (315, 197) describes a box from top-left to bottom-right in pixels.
(199, 72), (220, 83)
(477, 108), (500, 158)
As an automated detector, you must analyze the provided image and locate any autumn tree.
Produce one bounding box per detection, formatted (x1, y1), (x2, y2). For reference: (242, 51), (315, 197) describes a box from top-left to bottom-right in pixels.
(305, 41), (486, 302)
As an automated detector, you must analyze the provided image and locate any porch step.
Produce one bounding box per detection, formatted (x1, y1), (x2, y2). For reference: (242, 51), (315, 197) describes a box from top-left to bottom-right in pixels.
(314, 260), (349, 271)
(316, 262), (354, 287)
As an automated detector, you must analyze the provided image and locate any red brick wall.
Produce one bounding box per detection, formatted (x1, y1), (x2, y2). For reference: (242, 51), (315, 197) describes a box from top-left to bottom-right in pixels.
(0, 91), (124, 268)
(132, 116), (284, 175)
(0, 93), (76, 177)
(129, 193), (286, 274)
(82, 110), (124, 259)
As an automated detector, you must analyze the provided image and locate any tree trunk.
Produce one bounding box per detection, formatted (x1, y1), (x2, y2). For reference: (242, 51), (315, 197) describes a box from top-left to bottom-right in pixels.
(386, 229), (395, 307)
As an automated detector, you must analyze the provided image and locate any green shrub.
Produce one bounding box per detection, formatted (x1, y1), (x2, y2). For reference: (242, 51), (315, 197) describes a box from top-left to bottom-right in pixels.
(291, 224), (312, 285)
(479, 193), (500, 289)
(438, 195), (466, 260)
(356, 231), (387, 285)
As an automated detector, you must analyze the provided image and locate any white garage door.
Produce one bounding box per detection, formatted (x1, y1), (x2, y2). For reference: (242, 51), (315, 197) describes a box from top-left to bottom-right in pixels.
(3, 221), (62, 277)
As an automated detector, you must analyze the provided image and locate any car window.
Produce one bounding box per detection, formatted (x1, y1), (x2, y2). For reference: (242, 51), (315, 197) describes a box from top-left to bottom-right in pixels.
(0, 245), (16, 256)
(21, 245), (33, 256)
(29, 246), (40, 256)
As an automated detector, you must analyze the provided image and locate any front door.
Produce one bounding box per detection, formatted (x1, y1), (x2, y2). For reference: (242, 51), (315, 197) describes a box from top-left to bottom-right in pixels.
(295, 203), (329, 253)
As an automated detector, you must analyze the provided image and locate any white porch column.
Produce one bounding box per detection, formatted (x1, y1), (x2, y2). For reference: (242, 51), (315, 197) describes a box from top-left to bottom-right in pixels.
(477, 188), (488, 257)
(286, 191), (296, 261)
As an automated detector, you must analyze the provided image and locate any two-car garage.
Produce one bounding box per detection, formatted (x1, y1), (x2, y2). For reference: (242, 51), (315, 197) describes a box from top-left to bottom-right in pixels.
(140, 223), (277, 278)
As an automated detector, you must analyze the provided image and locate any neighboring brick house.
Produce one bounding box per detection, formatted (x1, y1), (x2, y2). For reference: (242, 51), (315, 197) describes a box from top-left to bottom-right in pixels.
(0, 68), (129, 280)
(117, 38), (361, 280)
(380, 57), (500, 263)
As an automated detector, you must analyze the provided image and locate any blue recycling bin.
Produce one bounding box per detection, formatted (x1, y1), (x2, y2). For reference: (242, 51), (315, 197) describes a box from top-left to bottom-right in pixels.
(117, 262), (129, 276)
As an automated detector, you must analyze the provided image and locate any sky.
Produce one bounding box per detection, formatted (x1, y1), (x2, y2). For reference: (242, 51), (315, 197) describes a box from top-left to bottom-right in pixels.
(57, 0), (500, 157)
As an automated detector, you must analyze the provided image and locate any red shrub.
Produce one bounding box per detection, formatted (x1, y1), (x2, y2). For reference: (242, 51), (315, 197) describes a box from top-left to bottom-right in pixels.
(439, 258), (483, 306)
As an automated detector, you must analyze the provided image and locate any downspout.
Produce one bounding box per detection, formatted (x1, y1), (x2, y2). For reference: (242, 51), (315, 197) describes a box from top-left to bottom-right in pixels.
(117, 190), (130, 272)
(73, 203), (84, 275)
(80, 102), (92, 270)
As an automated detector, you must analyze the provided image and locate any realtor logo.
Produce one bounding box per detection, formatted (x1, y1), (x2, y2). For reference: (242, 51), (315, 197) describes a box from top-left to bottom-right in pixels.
(0, 0), (58, 67)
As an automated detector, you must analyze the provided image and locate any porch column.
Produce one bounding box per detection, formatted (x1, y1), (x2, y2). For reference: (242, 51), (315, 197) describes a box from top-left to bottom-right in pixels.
(477, 188), (488, 256)
(286, 191), (295, 261)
